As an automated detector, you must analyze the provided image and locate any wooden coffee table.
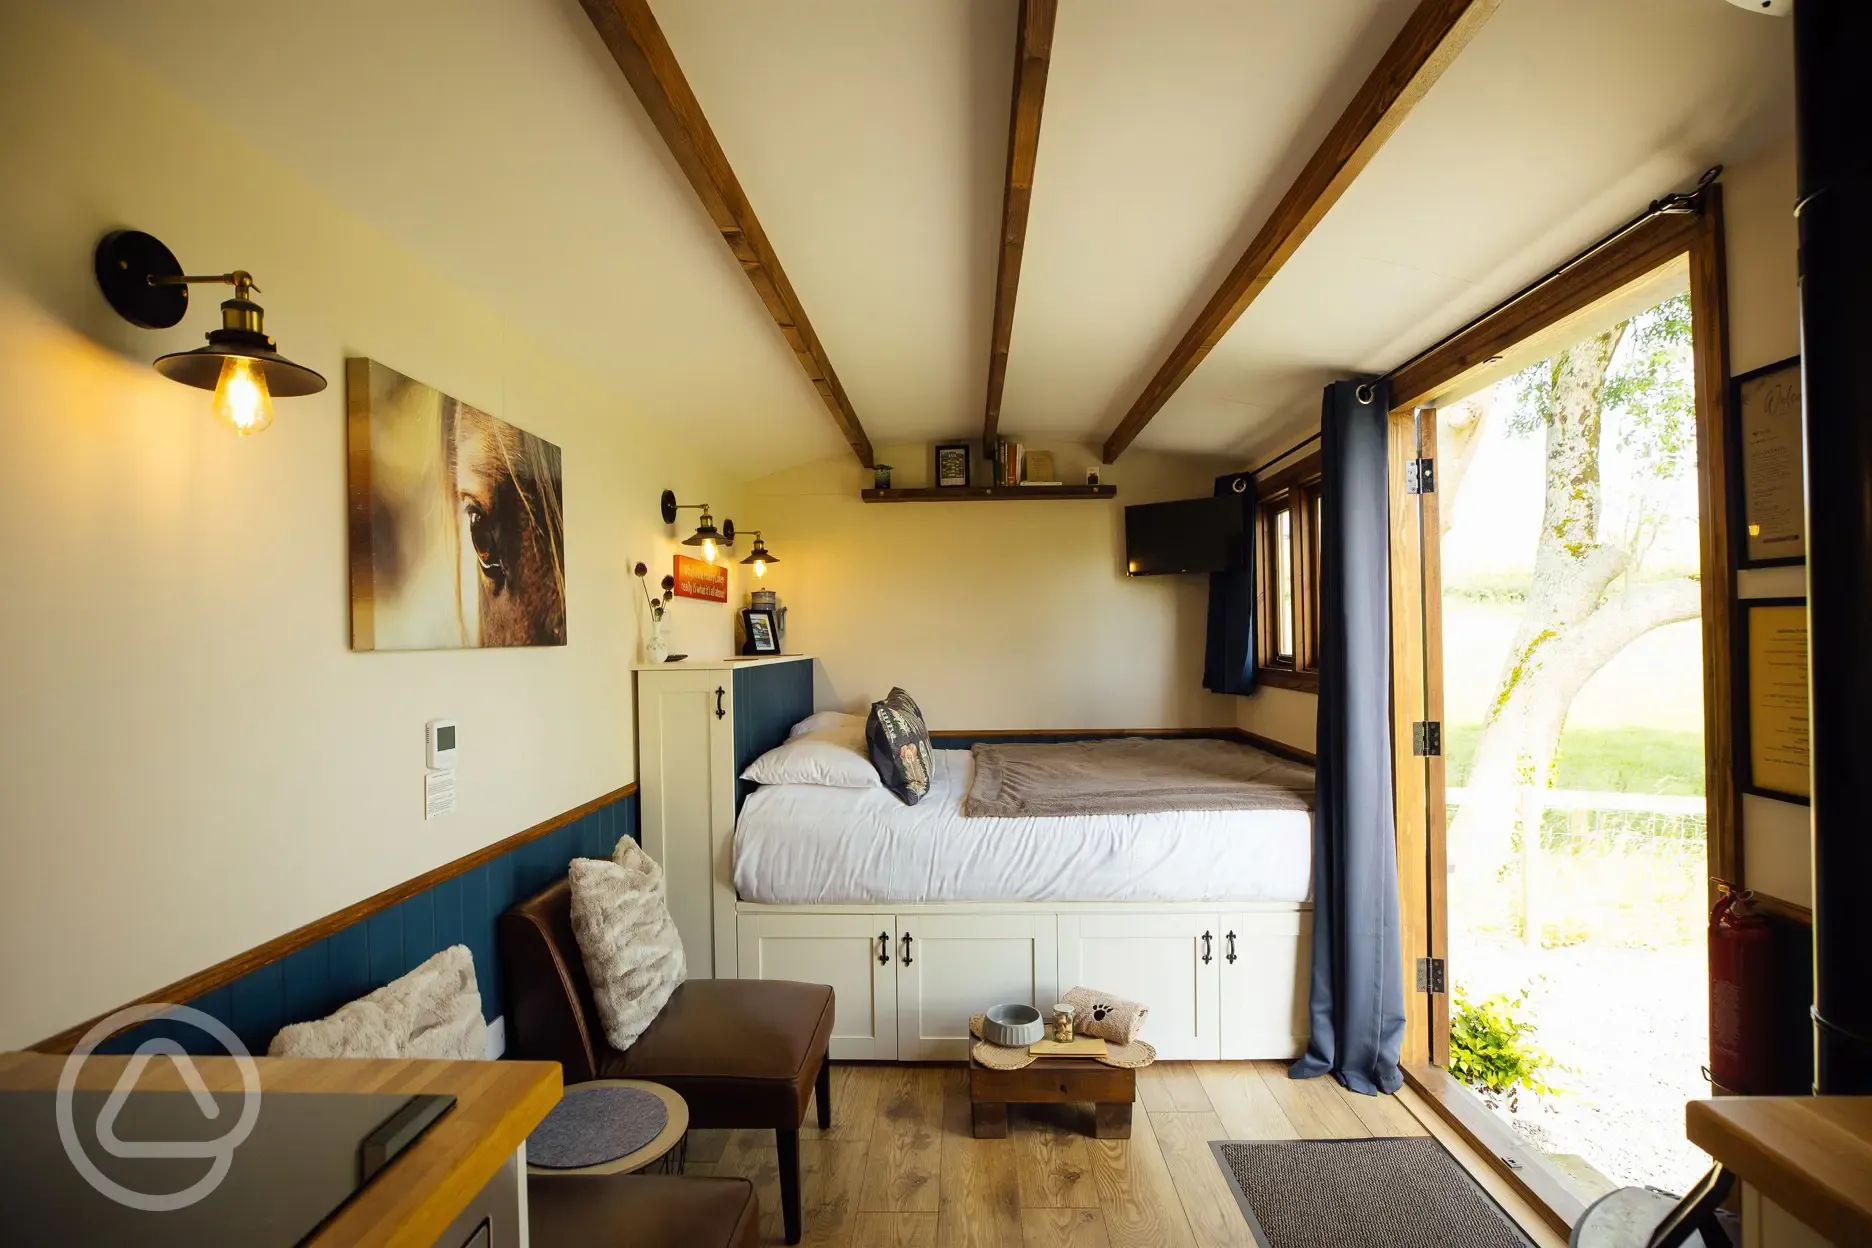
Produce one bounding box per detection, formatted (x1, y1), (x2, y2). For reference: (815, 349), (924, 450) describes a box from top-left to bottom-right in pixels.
(968, 1056), (1136, 1139)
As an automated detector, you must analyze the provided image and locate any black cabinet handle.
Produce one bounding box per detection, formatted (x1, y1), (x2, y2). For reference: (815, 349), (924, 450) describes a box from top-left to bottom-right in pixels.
(878, 931), (891, 965)
(715, 686), (726, 719)
(900, 932), (914, 966)
(1201, 931), (1213, 965)
(1225, 931), (1237, 964)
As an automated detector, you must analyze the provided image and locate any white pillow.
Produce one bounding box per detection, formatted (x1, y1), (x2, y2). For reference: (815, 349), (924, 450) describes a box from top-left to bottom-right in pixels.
(789, 710), (864, 739)
(742, 722), (880, 788)
(269, 945), (487, 1060)
(570, 838), (687, 1051)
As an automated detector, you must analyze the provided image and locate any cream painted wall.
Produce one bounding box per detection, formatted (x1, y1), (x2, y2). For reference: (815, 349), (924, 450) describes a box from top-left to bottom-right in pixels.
(1237, 685), (1320, 756)
(0, 4), (750, 1048)
(1721, 133), (1810, 907)
(744, 444), (1234, 730)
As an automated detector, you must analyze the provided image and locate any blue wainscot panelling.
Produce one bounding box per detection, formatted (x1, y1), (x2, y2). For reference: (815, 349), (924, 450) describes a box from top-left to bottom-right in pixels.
(97, 788), (639, 1059)
(733, 657), (815, 812)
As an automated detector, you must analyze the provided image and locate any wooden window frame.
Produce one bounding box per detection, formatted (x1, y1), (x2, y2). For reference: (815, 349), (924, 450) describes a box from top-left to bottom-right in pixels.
(1254, 453), (1323, 692)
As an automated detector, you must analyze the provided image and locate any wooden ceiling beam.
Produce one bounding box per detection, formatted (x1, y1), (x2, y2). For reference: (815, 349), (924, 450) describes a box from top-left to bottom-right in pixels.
(982, 0), (1059, 456)
(579, 0), (875, 467)
(1100, 0), (1499, 463)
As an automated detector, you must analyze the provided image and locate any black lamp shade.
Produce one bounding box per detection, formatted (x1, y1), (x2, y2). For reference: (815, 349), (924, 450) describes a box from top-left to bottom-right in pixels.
(154, 331), (327, 397)
(740, 541), (778, 566)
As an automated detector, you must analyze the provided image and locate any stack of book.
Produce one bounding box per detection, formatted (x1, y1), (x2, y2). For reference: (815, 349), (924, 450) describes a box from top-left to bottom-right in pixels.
(992, 441), (1061, 486)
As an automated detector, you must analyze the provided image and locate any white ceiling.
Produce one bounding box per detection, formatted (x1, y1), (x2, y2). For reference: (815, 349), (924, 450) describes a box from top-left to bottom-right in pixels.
(60, 0), (1794, 476)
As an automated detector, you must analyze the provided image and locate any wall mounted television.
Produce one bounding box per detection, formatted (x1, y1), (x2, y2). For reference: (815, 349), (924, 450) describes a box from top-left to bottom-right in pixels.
(1124, 496), (1243, 575)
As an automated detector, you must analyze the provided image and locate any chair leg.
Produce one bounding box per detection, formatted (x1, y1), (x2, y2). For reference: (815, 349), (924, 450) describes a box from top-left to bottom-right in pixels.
(816, 1058), (833, 1130)
(777, 1127), (803, 1244)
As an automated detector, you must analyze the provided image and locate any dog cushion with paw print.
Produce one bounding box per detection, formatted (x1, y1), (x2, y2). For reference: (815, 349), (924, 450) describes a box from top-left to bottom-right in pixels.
(1063, 985), (1148, 1046)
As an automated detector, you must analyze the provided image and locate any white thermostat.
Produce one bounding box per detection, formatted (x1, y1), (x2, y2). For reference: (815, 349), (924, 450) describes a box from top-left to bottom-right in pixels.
(427, 720), (458, 769)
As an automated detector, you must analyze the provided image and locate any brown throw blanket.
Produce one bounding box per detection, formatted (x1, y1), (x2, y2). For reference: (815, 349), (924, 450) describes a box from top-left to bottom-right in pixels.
(964, 738), (1314, 818)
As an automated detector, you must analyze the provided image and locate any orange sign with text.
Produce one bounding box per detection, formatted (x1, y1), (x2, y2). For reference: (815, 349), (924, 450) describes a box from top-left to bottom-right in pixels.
(673, 553), (728, 603)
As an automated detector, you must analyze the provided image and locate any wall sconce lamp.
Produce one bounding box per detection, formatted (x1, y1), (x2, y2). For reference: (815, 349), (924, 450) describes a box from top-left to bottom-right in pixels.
(738, 532), (780, 578)
(660, 489), (734, 563)
(94, 229), (327, 435)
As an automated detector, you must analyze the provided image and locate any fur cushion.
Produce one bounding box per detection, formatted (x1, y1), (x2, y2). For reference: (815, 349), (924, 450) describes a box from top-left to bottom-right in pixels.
(742, 721), (880, 788)
(569, 837), (688, 1051)
(865, 687), (934, 805)
(269, 945), (487, 1060)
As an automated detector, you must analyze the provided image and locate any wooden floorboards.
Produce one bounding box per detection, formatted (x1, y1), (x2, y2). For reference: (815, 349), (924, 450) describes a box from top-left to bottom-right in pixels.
(686, 1061), (1564, 1248)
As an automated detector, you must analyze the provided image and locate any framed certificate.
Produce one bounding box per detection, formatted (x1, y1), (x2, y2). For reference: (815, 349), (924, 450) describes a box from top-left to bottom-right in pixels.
(1729, 357), (1804, 568)
(1740, 599), (1809, 802)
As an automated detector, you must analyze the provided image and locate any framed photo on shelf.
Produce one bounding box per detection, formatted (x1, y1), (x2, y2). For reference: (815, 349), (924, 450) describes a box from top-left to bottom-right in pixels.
(1728, 356), (1803, 568)
(934, 442), (971, 489)
(1738, 597), (1809, 803)
(741, 607), (780, 655)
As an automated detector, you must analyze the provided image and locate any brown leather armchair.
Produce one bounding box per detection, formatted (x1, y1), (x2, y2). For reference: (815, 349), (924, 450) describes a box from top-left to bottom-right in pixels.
(501, 878), (834, 1245)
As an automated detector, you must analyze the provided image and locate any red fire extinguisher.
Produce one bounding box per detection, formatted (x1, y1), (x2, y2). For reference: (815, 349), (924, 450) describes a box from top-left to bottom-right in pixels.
(1708, 884), (1775, 1095)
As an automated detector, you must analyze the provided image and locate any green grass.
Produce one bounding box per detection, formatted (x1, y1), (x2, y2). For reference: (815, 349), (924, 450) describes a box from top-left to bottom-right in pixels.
(1444, 724), (1705, 796)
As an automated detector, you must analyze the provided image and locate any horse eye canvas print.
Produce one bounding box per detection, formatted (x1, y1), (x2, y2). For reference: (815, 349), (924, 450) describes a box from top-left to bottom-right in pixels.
(347, 358), (566, 650)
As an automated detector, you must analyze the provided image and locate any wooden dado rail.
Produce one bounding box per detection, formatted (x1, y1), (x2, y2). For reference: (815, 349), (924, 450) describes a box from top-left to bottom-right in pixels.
(33, 783), (639, 1056)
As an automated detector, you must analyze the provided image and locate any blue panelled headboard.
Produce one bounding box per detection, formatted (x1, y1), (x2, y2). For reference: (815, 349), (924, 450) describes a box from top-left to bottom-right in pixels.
(732, 657), (816, 812)
(84, 788), (638, 1058)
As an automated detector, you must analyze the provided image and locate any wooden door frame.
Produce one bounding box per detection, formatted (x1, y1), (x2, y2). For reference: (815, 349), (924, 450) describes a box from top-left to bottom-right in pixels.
(1386, 187), (1736, 1235)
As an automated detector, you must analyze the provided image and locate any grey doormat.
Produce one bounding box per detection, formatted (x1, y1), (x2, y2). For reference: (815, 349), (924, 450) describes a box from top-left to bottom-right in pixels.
(1211, 1137), (1536, 1248)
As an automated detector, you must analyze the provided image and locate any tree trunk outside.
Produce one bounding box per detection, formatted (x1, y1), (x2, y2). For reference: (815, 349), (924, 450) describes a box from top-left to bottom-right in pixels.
(1447, 324), (1701, 929)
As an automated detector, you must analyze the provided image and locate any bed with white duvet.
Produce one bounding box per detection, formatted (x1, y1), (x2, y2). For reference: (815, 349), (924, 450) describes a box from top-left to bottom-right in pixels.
(734, 748), (1313, 906)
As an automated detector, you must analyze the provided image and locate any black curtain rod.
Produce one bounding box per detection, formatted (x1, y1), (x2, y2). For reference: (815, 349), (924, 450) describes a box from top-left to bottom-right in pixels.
(1379, 165), (1722, 391)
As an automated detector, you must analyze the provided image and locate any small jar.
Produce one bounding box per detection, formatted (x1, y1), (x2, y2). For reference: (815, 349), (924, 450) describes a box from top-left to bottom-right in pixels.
(1050, 1003), (1076, 1044)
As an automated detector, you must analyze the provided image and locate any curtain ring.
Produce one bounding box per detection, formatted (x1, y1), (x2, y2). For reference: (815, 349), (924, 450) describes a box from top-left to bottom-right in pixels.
(1354, 382), (1377, 406)
(1231, 476), (1248, 494)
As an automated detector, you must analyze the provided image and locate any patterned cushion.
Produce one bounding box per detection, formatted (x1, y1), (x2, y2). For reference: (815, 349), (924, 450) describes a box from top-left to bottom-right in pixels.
(865, 687), (934, 805)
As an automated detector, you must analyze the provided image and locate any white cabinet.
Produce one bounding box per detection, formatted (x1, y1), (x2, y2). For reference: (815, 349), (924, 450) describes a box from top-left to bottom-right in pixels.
(737, 903), (1311, 1062)
(1217, 909), (1311, 1059)
(637, 668), (735, 979)
(896, 914), (1057, 1060)
(636, 656), (815, 980)
(1057, 914), (1221, 1059)
(737, 914), (899, 1060)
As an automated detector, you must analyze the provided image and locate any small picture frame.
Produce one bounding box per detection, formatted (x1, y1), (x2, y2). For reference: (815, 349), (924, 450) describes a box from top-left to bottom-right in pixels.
(741, 607), (780, 655)
(935, 443), (971, 489)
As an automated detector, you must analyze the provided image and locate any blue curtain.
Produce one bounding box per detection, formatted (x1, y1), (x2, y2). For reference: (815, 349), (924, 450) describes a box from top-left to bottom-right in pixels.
(1203, 471), (1256, 695)
(1291, 380), (1406, 1096)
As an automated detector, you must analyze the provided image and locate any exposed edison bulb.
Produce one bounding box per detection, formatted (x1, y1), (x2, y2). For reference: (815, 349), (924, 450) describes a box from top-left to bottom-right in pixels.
(212, 356), (274, 435)
(701, 536), (717, 563)
(753, 557), (767, 578)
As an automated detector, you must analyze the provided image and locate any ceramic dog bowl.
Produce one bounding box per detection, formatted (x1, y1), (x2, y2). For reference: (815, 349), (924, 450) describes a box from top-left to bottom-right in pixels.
(981, 1003), (1045, 1047)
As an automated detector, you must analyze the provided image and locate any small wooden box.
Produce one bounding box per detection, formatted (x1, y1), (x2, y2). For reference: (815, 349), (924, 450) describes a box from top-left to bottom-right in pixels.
(968, 1057), (1135, 1139)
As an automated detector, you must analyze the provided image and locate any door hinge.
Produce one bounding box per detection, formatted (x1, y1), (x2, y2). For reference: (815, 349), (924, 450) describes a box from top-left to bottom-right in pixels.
(1416, 957), (1447, 994)
(1406, 457), (1435, 494)
(1411, 721), (1442, 757)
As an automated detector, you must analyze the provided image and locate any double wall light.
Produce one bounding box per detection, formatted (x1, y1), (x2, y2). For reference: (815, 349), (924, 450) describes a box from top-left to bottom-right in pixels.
(739, 532), (781, 578)
(661, 490), (733, 563)
(94, 229), (326, 435)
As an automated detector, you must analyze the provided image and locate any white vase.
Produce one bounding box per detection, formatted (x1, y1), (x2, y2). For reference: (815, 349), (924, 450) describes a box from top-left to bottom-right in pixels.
(645, 620), (669, 664)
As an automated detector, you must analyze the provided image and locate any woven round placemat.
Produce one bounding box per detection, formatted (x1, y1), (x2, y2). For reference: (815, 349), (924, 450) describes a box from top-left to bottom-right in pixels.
(1097, 1038), (1157, 1068)
(968, 1014), (1037, 1069)
(970, 1012), (1152, 1069)
(972, 1040), (1036, 1070)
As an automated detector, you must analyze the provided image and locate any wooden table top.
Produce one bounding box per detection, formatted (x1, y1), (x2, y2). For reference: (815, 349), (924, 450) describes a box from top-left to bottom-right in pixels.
(0, 1051), (561, 1248)
(1686, 1095), (1872, 1248)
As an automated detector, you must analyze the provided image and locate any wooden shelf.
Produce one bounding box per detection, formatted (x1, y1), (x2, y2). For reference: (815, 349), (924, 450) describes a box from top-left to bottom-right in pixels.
(861, 485), (1116, 503)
